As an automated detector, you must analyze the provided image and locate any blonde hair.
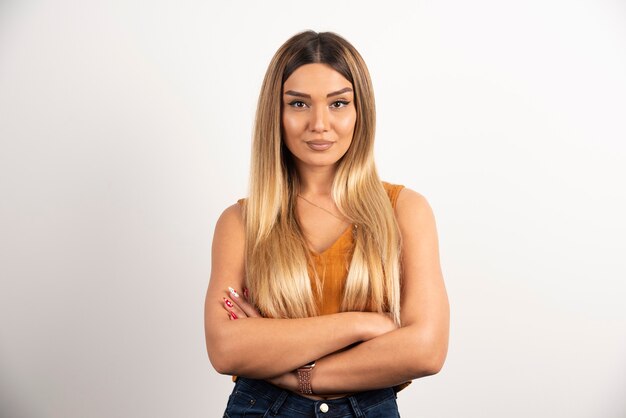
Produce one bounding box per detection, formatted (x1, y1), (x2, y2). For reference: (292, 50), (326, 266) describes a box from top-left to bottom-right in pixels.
(244, 31), (402, 325)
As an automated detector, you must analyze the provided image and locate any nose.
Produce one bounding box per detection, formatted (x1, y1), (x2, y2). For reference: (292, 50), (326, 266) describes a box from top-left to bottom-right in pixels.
(309, 106), (329, 133)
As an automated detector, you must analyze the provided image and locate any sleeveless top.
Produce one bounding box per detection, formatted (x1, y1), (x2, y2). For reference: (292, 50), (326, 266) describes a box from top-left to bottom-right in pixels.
(234, 181), (410, 392)
(306, 182), (404, 315)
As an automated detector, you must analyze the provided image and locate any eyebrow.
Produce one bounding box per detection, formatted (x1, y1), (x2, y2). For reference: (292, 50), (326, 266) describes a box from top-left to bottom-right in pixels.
(284, 87), (353, 99)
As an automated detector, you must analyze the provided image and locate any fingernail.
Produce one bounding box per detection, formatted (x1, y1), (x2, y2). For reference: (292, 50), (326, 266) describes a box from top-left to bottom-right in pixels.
(229, 310), (238, 320)
(223, 298), (234, 308)
(228, 287), (239, 298)
(243, 287), (249, 299)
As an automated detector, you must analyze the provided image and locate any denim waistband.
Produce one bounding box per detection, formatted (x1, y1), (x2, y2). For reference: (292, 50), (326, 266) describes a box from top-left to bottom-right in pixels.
(234, 377), (397, 416)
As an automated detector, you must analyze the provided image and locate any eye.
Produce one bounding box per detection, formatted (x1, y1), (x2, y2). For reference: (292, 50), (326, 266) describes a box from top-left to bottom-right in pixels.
(330, 100), (350, 109)
(288, 100), (308, 109)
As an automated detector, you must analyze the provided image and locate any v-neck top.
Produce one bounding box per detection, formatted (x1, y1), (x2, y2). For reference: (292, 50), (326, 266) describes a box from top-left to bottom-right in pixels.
(308, 182), (404, 316)
(234, 181), (409, 391)
(237, 181), (404, 315)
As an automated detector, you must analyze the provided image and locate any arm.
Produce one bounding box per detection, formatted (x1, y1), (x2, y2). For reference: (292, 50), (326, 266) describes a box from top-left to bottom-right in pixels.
(270, 189), (450, 394)
(204, 203), (397, 378)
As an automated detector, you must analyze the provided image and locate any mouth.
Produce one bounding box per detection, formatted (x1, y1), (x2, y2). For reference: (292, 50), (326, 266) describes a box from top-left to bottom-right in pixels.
(306, 140), (334, 151)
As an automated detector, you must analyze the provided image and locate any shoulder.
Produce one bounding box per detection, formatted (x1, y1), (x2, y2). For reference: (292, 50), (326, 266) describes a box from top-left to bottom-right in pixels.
(381, 181), (431, 213)
(396, 187), (431, 213)
(213, 202), (245, 243)
(394, 187), (437, 236)
(381, 181), (405, 208)
(380, 181), (435, 228)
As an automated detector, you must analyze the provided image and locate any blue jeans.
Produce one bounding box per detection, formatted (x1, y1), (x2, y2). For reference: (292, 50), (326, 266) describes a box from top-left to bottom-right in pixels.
(223, 377), (401, 417)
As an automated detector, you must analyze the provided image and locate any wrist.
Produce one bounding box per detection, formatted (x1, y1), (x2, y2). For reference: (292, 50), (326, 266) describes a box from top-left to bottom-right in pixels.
(284, 371), (300, 392)
(357, 312), (381, 341)
(296, 361), (316, 395)
(361, 312), (397, 341)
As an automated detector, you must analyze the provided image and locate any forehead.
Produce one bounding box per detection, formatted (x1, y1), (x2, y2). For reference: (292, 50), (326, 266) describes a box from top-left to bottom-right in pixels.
(283, 63), (353, 93)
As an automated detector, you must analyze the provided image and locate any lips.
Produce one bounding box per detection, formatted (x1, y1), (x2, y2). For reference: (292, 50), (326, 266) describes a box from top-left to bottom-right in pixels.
(306, 140), (334, 151)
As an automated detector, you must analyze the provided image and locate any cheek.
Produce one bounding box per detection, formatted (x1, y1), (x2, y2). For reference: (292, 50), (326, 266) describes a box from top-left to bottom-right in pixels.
(282, 113), (303, 140)
(335, 112), (357, 137)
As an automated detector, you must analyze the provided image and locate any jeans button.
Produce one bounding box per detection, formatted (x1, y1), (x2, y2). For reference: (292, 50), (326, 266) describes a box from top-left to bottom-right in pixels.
(319, 402), (329, 413)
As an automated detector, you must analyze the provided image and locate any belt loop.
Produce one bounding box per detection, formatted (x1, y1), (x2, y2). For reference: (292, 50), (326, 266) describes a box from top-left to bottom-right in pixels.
(348, 395), (365, 418)
(269, 390), (289, 416)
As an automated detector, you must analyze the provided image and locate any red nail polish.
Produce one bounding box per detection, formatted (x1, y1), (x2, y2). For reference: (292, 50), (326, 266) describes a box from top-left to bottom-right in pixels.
(229, 310), (238, 320)
(223, 298), (234, 308)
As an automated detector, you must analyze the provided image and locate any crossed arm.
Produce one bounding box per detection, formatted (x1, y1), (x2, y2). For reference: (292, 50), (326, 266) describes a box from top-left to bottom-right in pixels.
(204, 188), (449, 395)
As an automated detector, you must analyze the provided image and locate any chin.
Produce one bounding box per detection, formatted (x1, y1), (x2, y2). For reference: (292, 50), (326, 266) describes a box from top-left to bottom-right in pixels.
(306, 152), (346, 165)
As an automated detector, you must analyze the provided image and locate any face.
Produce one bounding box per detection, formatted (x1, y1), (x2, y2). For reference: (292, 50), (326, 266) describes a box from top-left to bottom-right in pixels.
(282, 63), (357, 171)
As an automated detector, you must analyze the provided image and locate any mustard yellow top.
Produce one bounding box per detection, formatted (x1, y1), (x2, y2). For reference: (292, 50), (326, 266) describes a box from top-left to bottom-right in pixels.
(234, 181), (410, 392)
(307, 182), (404, 316)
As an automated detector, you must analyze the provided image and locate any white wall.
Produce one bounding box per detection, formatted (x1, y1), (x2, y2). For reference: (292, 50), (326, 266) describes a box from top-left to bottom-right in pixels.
(1, 1), (625, 417)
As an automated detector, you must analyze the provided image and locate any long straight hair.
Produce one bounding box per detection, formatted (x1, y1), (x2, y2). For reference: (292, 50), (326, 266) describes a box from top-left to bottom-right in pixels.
(244, 31), (402, 325)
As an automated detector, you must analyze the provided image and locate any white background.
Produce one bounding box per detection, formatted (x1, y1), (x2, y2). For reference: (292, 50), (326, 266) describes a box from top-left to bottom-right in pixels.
(1, 1), (625, 417)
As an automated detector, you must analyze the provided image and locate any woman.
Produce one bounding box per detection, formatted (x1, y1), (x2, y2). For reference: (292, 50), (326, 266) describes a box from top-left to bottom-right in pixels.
(204, 30), (449, 417)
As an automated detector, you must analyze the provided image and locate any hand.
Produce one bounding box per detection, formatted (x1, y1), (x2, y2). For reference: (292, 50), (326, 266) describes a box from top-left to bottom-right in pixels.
(222, 286), (262, 320)
(266, 370), (298, 391)
(361, 312), (399, 341)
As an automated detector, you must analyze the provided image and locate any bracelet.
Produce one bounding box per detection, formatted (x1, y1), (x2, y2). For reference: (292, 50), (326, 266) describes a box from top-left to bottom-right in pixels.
(296, 361), (316, 395)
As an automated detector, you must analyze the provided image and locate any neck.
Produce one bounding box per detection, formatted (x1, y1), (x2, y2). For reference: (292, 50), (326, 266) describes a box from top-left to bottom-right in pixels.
(295, 163), (337, 197)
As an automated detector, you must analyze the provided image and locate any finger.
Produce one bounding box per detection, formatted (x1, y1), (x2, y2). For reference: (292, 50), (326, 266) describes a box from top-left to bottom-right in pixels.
(222, 297), (246, 319)
(227, 286), (262, 318)
(225, 291), (261, 317)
